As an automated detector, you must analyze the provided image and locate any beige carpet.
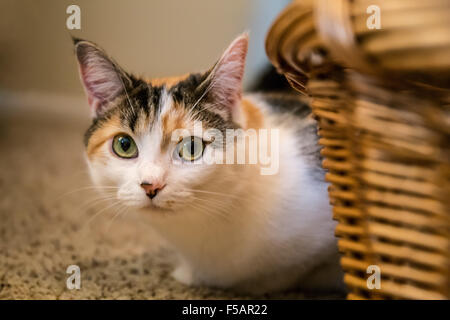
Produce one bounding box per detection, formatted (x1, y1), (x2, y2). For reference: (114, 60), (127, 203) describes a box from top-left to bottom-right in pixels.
(0, 104), (343, 299)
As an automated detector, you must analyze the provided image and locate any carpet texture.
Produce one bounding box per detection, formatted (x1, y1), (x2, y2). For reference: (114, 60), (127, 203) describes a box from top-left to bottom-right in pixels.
(0, 106), (343, 299)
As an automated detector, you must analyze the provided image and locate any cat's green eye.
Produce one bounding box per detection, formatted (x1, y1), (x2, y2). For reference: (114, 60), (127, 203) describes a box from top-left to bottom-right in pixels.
(177, 136), (205, 162)
(112, 134), (138, 159)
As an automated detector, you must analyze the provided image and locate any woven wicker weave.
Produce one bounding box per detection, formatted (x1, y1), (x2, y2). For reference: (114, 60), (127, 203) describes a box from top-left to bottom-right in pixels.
(266, 0), (450, 299)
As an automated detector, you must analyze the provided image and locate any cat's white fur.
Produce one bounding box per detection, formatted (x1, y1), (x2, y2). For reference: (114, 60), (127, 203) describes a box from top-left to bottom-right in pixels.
(86, 92), (343, 294)
(80, 34), (344, 294)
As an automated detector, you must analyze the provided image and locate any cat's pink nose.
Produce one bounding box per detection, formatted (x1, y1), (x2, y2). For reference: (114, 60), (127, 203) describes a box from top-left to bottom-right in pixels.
(140, 182), (165, 199)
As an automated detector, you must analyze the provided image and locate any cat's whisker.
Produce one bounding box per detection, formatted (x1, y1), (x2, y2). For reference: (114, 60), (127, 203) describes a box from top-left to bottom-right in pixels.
(182, 188), (245, 200)
(190, 101), (222, 119)
(78, 195), (119, 212)
(56, 185), (119, 201)
(191, 198), (227, 214)
(70, 35), (343, 293)
(195, 206), (230, 222)
(82, 199), (124, 228)
(189, 195), (230, 209)
(105, 203), (128, 231)
(73, 197), (122, 243)
(187, 197), (230, 221)
(186, 201), (216, 217)
(117, 69), (135, 111)
(182, 189), (247, 215)
(189, 78), (218, 114)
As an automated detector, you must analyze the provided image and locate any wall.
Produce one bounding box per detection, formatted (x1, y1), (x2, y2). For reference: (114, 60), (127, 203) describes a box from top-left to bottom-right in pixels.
(0, 0), (289, 100)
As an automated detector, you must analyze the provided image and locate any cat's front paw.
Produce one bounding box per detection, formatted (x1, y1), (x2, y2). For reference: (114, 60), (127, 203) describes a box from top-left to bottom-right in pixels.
(171, 264), (195, 286)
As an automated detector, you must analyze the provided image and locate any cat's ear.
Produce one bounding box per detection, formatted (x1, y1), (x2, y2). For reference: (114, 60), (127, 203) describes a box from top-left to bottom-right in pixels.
(73, 38), (130, 117)
(201, 33), (248, 120)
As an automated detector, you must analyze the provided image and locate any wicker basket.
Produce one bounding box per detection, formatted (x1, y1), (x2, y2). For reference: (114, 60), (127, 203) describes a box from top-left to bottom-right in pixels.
(266, 0), (450, 299)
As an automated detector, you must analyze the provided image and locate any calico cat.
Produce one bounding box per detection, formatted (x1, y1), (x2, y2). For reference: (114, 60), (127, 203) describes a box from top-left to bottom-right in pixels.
(73, 33), (344, 294)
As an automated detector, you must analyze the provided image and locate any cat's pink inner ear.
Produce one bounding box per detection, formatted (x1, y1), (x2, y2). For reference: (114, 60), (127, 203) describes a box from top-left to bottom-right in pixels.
(76, 42), (124, 116)
(209, 33), (248, 113)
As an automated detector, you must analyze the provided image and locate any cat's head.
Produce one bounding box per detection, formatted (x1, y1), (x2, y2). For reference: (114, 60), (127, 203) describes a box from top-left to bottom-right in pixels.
(74, 34), (254, 212)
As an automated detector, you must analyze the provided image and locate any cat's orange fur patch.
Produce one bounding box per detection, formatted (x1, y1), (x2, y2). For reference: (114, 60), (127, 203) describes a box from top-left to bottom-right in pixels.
(86, 114), (123, 161)
(160, 102), (191, 150)
(241, 98), (264, 129)
(145, 74), (190, 88)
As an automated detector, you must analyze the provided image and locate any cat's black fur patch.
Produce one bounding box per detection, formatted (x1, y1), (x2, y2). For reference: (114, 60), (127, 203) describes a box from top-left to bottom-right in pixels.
(262, 94), (311, 118)
(169, 73), (208, 106)
(75, 38), (239, 147)
(83, 73), (236, 146)
(83, 108), (118, 146)
(118, 79), (154, 132)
